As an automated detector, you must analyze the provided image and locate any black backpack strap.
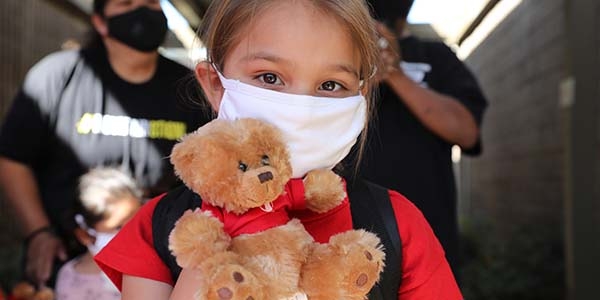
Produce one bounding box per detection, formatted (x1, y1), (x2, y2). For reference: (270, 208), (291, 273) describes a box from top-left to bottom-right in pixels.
(49, 53), (82, 130)
(347, 179), (403, 300)
(152, 185), (202, 282)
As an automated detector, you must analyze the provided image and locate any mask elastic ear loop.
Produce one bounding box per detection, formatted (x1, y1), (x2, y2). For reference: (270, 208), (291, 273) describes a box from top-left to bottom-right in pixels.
(211, 62), (228, 83)
(368, 65), (378, 79)
(359, 65), (378, 89)
(210, 61), (222, 75)
(75, 214), (97, 236)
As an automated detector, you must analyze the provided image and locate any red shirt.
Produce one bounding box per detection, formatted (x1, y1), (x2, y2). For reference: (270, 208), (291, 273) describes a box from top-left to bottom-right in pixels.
(95, 183), (462, 299)
(202, 178), (308, 237)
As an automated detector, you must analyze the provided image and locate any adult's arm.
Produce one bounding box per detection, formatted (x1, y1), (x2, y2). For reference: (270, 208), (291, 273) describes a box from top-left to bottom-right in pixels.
(0, 51), (83, 287)
(385, 69), (479, 148)
(0, 157), (66, 286)
(376, 24), (481, 149)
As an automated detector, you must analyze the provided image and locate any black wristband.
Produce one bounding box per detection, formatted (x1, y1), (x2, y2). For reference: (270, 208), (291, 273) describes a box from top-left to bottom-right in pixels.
(24, 226), (56, 245)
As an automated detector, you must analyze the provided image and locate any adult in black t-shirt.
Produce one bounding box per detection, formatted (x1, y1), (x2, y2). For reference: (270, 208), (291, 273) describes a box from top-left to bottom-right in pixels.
(0, 0), (210, 287)
(354, 0), (488, 275)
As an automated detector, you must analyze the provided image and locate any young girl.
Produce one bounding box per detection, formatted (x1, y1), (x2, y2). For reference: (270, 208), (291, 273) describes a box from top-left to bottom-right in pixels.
(55, 168), (142, 300)
(95, 0), (463, 299)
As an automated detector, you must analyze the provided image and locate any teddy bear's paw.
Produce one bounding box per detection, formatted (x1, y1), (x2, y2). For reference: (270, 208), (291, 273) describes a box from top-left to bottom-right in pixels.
(300, 230), (385, 300)
(204, 264), (265, 300)
(168, 209), (231, 269)
(329, 230), (386, 297)
(304, 169), (346, 213)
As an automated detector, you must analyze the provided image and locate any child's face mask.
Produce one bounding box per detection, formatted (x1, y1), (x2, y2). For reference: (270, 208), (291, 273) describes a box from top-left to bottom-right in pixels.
(75, 214), (118, 256)
(216, 72), (367, 178)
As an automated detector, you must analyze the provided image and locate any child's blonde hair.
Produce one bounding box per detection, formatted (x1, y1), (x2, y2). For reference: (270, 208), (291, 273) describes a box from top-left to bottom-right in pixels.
(77, 167), (142, 226)
(199, 0), (380, 167)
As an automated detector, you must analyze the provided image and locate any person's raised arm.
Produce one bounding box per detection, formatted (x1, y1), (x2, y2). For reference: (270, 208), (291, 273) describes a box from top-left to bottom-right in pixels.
(385, 70), (479, 148)
(376, 23), (479, 148)
(0, 157), (66, 287)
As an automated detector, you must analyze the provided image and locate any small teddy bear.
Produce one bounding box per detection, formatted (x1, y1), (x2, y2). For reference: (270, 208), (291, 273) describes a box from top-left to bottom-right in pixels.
(169, 118), (385, 300)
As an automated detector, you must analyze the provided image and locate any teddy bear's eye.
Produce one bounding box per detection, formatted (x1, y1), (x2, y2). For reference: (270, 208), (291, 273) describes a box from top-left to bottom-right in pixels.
(238, 161), (248, 172)
(261, 155), (270, 166)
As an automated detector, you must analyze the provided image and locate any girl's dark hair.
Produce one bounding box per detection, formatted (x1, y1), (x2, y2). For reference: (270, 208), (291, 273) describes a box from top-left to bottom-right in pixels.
(93, 0), (108, 15)
(367, 0), (414, 25)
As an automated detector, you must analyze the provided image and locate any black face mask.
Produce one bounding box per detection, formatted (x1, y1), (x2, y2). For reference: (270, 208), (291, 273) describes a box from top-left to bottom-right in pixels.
(106, 6), (168, 52)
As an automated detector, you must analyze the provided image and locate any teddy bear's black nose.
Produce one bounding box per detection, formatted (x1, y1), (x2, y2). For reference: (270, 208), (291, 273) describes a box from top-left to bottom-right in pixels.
(258, 171), (273, 183)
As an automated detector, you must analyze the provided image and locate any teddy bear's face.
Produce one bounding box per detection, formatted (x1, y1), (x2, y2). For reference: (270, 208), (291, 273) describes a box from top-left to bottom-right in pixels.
(171, 118), (292, 214)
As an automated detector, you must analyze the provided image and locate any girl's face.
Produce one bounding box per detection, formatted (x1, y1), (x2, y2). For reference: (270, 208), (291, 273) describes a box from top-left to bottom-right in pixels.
(74, 196), (140, 250)
(198, 1), (364, 110)
(95, 196), (140, 233)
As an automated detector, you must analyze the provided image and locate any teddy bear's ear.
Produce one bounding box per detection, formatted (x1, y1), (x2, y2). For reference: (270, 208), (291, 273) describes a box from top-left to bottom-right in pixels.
(170, 132), (206, 180)
(171, 120), (230, 168)
(170, 119), (239, 192)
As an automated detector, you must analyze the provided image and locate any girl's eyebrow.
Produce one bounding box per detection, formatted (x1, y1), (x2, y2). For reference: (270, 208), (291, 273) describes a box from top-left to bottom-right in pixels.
(241, 51), (285, 64)
(242, 51), (359, 79)
(334, 64), (360, 79)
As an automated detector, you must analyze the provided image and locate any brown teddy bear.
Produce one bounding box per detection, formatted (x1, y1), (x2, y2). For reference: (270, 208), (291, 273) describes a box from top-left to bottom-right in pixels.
(169, 118), (385, 300)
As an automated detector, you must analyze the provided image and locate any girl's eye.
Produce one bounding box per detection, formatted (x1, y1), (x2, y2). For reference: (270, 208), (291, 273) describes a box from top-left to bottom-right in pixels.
(320, 81), (344, 92)
(257, 73), (281, 85)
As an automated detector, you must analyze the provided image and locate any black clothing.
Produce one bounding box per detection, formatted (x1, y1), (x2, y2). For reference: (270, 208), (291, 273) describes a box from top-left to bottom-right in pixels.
(348, 36), (487, 272)
(0, 48), (210, 242)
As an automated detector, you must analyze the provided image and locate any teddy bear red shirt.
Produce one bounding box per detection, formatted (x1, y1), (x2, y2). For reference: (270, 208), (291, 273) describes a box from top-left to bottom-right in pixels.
(200, 178), (308, 237)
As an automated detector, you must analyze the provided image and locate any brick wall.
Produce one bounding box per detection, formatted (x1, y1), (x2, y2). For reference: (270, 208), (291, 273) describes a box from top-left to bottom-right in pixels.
(458, 0), (567, 297)
(0, 0), (87, 289)
(597, 4), (600, 212)
(0, 0), (87, 115)
(462, 0), (566, 243)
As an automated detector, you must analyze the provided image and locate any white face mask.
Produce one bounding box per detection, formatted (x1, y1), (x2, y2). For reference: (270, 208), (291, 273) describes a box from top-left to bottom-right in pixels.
(216, 72), (367, 178)
(75, 214), (118, 256)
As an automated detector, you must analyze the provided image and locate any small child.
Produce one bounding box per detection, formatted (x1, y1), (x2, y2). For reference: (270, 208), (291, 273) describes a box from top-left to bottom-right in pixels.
(55, 167), (142, 300)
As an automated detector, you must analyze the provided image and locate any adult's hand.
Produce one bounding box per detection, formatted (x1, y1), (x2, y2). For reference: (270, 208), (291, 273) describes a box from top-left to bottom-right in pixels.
(25, 230), (67, 288)
(0, 158), (66, 287)
(375, 22), (402, 83)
